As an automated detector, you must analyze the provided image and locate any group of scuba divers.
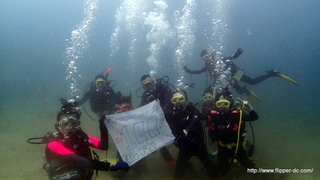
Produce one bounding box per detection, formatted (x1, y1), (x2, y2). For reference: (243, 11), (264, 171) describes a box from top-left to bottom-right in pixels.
(27, 48), (298, 180)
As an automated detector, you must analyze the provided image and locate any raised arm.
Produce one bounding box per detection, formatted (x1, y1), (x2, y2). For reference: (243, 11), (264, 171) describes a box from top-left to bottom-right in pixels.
(222, 48), (243, 61)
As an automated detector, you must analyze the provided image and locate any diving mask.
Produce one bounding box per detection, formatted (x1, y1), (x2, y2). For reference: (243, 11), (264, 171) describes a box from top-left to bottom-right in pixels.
(143, 80), (154, 91)
(215, 100), (230, 108)
(118, 104), (133, 112)
(58, 116), (80, 133)
(95, 78), (106, 89)
(202, 54), (211, 62)
(171, 93), (186, 106)
(203, 94), (214, 101)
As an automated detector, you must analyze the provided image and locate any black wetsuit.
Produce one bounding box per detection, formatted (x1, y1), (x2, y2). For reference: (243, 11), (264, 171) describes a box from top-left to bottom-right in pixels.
(77, 83), (118, 150)
(140, 80), (173, 117)
(184, 55), (275, 95)
(207, 107), (258, 175)
(78, 83), (117, 116)
(170, 103), (218, 179)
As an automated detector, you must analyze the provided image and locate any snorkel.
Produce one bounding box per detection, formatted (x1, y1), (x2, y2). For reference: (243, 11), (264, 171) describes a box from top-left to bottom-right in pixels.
(106, 68), (112, 81)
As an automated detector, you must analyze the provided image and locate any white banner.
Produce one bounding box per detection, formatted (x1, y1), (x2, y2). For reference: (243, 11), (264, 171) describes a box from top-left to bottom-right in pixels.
(104, 100), (175, 166)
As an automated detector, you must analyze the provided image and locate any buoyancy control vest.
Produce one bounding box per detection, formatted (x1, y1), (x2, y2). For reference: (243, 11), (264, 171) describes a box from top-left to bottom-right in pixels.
(207, 108), (246, 144)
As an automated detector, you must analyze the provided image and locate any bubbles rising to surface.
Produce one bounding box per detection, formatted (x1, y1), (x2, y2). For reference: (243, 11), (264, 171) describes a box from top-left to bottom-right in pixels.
(65, 0), (98, 97)
(145, 0), (172, 75)
(213, 58), (231, 94)
(109, 1), (147, 58)
(173, 0), (197, 89)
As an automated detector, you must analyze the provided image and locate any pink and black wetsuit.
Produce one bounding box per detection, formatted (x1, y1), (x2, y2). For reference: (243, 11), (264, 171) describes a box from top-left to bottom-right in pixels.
(44, 129), (108, 180)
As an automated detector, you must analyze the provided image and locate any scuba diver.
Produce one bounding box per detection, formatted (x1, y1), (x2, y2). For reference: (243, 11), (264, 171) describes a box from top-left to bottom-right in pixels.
(139, 74), (176, 166)
(140, 74), (173, 116)
(76, 69), (122, 117)
(60, 69), (122, 150)
(169, 89), (218, 179)
(183, 48), (298, 103)
(27, 100), (129, 180)
(201, 86), (216, 117)
(204, 87), (258, 175)
(116, 94), (134, 113)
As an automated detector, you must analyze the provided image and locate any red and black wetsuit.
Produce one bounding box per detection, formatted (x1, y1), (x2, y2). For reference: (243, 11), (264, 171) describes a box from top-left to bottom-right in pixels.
(207, 107), (258, 175)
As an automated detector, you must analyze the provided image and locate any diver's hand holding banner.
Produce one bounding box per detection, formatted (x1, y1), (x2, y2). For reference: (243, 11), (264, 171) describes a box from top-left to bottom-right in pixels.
(104, 100), (175, 166)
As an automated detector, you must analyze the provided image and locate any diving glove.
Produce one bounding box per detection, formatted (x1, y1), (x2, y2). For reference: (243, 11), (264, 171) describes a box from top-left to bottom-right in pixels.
(92, 160), (111, 171)
(232, 48), (243, 59)
(238, 98), (253, 112)
(110, 161), (130, 172)
(174, 129), (189, 147)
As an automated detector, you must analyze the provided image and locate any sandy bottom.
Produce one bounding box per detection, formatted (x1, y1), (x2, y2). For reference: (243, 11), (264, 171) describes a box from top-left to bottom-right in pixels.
(0, 100), (319, 180)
